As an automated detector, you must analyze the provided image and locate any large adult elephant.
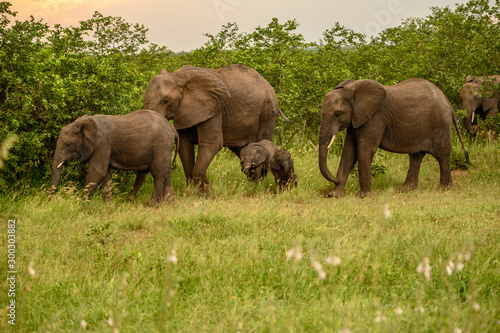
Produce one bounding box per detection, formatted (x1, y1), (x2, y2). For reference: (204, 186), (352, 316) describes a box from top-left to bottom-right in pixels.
(143, 64), (287, 192)
(461, 75), (500, 135)
(318, 78), (469, 198)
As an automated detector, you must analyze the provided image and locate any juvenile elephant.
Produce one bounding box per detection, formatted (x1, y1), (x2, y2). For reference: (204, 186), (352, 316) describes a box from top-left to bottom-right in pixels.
(461, 75), (500, 134)
(271, 149), (298, 189)
(143, 64), (289, 193)
(240, 139), (278, 181)
(319, 79), (469, 198)
(51, 110), (178, 205)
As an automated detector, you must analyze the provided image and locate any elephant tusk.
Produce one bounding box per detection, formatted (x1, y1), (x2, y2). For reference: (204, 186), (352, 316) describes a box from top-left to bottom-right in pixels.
(471, 111), (475, 124)
(327, 135), (336, 150)
(57, 161), (64, 169)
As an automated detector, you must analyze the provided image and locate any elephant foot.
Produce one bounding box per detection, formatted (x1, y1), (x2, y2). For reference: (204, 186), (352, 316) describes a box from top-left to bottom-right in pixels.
(356, 190), (373, 198)
(438, 182), (452, 191)
(400, 183), (418, 192)
(194, 179), (211, 195)
(328, 187), (346, 198)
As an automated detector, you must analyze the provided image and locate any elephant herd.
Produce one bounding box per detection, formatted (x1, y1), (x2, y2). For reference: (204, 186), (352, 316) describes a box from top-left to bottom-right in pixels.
(50, 64), (498, 204)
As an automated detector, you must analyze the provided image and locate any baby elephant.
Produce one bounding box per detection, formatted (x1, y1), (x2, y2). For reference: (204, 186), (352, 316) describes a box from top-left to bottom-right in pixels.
(240, 140), (298, 189)
(270, 149), (298, 189)
(51, 110), (178, 205)
(240, 140), (277, 181)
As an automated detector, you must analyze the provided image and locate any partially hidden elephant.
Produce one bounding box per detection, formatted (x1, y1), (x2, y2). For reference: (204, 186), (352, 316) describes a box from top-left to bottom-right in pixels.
(240, 139), (277, 182)
(51, 110), (178, 205)
(461, 75), (500, 134)
(271, 149), (298, 189)
(143, 64), (289, 193)
(319, 78), (469, 198)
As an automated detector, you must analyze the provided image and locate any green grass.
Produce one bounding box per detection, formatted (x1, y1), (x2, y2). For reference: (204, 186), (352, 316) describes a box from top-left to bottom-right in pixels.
(1, 139), (499, 332)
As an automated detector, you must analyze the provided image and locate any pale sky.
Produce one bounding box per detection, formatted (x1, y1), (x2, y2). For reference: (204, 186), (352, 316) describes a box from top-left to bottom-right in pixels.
(11, 0), (466, 52)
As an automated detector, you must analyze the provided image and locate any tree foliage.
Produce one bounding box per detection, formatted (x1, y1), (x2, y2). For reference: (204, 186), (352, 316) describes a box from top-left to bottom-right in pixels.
(0, 0), (499, 186)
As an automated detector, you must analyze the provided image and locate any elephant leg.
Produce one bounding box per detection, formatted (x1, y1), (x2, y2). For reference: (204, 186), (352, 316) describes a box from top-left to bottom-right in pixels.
(329, 128), (357, 198)
(84, 146), (111, 200)
(434, 152), (453, 190)
(178, 130), (196, 182)
(99, 170), (112, 201)
(127, 171), (147, 200)
(356, 126), (385, 198)
(192, 115), (223, 194)
(401, 152), (425, 191)
(163, 167), (174, 203)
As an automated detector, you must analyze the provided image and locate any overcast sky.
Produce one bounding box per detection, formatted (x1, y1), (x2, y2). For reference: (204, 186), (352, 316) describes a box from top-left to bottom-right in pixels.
(12, 0), (465, 52)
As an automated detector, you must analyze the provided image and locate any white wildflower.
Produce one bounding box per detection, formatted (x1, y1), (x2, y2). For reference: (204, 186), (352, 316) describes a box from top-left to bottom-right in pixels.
(382, 203), (392, 218)
(80, 320), (88, 329)
(326, 255), (341, 266)
(311, 260), (326, 280)
(416, 257), (431, 281)
(338, 329), (352, 333)
(107, 317), (114, 326)
(27, 261), (36, 277)
(394, 307), (403, 316)
(374, 311), (386, 323)
(472, 302), (480, 311)
(446, 260), (455, 275)
(286, 246), (303, 262)
(167, 251), (178, 264)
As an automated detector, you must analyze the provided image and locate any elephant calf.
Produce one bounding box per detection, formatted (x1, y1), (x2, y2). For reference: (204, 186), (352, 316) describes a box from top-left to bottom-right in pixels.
(240, 140), (277, 182)
(240, 140), (298, 189)
(270, 149), (298, 189)
(51, 110), (178, 205)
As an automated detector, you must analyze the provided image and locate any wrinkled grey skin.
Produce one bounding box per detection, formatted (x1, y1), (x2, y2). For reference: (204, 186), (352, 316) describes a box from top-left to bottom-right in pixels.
(270, 149), (298, 189)
(240, 139), (278, 181)
(319, 78), (468, 198)
(143, 64), (289, 193)
(51, 110), (178, 205)
(461, 75), (500, 135)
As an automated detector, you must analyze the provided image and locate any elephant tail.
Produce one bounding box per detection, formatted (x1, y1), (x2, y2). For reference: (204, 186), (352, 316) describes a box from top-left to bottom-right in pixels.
(278, 108), (293, 123)
(452, 109), (471, 165)
(172, 133), (179, 167)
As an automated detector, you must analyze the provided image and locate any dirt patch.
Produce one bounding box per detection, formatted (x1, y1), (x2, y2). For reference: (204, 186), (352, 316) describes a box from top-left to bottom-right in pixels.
(452, 169), (470, 177)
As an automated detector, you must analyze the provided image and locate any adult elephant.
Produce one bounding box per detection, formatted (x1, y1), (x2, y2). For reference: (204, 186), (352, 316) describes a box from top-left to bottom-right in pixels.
(318, 78), (469, 198)
(461, 75), (500, 135)
(143, 64), (288, 192)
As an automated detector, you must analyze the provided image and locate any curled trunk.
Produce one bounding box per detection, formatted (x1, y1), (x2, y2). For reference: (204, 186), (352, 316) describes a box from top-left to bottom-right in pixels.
(318, 122), (340, 184)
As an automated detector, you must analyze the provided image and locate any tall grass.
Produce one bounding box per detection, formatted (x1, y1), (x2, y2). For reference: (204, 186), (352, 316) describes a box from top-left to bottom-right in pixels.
(1, 139), (499, 332)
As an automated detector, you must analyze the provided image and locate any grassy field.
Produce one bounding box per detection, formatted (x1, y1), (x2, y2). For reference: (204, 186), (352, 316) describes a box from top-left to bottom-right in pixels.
(1, 138), (499, 332)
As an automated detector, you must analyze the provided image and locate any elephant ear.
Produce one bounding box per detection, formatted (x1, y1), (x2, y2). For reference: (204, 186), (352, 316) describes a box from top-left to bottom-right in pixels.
(252, 145), (268, 167)
(344, 79), (386, 128)
(482, 98), (496, 112)
(465, 75), (475, 83)
(74, 116), (99, 160)
(174, 69), (230, 130)
(270, 155), (281, 170)
(335, 79), (354, 90)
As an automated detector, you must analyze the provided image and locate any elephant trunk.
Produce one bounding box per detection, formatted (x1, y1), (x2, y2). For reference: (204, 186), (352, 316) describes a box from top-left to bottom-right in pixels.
(462, 102), (477, 134)
(318, 121), (340, 184)
(50, 147), (65, 195)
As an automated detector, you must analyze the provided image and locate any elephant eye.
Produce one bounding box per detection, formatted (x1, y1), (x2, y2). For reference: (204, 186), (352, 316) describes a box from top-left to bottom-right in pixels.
(334, 111), (342, 118)
(163, 99), (170, 105)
